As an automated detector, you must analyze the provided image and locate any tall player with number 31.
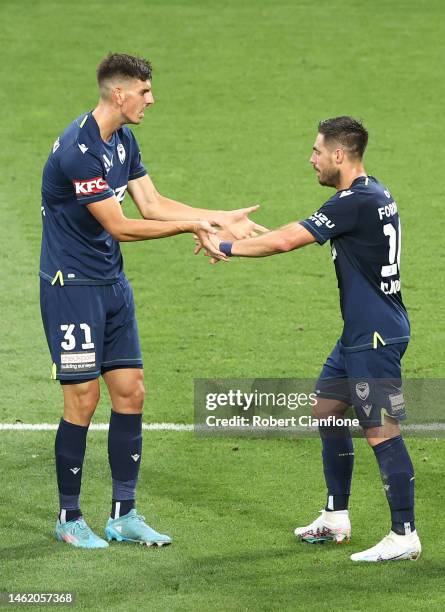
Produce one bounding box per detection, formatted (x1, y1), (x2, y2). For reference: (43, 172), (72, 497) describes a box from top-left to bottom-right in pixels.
(39, 53), (265, 549)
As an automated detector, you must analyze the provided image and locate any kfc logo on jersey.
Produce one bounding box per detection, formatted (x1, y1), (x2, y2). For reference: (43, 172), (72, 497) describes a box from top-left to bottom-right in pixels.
(73, 177), (109, 196)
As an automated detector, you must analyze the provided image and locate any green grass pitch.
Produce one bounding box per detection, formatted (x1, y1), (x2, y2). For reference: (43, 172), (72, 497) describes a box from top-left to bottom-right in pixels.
(1, 0), (445, 609)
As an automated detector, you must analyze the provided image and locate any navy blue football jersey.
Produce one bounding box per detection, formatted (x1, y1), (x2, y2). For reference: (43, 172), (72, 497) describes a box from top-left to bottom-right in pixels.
(40, 112), (147, 285)
(301, 176), (410, 351)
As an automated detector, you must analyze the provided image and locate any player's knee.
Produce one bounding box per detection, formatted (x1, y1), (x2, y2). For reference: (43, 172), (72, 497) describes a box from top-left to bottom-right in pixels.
(74, 386), (100, 417)
(364, 418), (401, 446)
(63, 381), (100, 424)
(312, 399), (332, 419)
(130, 378), (146, 411)
(311, 398), (348, 420)
(116, 376), (145, 412)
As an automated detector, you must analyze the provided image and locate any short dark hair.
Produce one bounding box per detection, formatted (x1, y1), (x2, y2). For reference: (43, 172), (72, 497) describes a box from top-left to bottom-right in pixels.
(97, 53), (152, 91)
(318, 116), (368, 159)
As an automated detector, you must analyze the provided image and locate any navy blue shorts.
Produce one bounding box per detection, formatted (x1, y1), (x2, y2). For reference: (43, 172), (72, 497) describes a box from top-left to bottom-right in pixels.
(40, 276), (143, 382)
(316, 340), (408, 428)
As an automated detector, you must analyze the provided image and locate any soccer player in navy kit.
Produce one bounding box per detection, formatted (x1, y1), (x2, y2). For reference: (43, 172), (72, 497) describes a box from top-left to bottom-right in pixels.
(204, 117), (421, 562)
(40, 53), (265, 548)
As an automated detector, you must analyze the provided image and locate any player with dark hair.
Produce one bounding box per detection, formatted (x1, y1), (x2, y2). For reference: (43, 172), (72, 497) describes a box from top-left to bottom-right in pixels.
(40, 52), (265, 549)
(202, 116), (421, 562)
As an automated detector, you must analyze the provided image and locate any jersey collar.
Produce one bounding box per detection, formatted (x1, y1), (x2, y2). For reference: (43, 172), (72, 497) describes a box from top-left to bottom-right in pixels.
(350, 175), (373, 188)
(79, 111), (116, 150)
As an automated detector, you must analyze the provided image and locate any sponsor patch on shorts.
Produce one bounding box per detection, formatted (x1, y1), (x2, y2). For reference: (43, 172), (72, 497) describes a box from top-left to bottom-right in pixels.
(61, 351), (96, 372)
(389, 392), (405, 414)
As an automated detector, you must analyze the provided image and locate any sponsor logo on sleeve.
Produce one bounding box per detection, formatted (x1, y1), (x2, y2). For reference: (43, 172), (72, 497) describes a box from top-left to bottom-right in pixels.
(308, 211), (335, 229)
(72, 177), (109, 196)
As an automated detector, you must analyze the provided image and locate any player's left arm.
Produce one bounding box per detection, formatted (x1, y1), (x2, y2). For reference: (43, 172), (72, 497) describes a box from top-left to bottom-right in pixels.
(202, 191), (360, 259)
(206, 222), (317, 258)
(128, 174), (268, 236)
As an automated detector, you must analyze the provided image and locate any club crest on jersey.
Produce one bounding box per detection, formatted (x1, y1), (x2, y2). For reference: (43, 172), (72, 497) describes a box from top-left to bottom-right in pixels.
(117, 143), (126, 164)
(355, 382), (370, 401)
(72, 177), (109, 195)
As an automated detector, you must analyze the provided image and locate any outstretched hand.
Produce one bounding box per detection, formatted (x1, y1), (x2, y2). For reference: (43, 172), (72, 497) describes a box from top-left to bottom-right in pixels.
(194, 204), (269, 260)
(201, 233), (226, 264)
(193, 221), (229, 262)
(220, 204), (269, 238)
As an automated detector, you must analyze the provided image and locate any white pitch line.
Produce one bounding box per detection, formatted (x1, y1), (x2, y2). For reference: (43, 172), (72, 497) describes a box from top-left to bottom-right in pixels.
(0, 423), (445, 432)
(0, 423), (193, 431)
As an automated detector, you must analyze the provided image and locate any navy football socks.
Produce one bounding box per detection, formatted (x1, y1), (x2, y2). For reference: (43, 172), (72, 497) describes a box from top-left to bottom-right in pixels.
(111, 498), (136, 519)
(319, 425), (354, 512)
(55, 418), (88, 523)
(108, 411), (142, 518)
(372, 435), (415, 535)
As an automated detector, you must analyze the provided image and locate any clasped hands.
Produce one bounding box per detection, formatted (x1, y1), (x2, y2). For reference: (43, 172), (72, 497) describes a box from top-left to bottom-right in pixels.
(193, 205), (268, 262)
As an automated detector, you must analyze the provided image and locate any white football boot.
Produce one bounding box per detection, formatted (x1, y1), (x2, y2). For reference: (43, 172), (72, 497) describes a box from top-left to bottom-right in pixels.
(294, 509), (351, 544)
(350, 530), (421, 562)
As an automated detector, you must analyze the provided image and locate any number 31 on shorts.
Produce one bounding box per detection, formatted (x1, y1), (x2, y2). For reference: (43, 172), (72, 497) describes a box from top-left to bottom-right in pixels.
(60, 323), (95, 350)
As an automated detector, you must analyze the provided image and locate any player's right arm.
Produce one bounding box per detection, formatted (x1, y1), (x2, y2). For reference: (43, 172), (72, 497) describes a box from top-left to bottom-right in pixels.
(59, 144), (227, 258)
(128, 174), (268, 239)
(87, 196), (227, 259)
